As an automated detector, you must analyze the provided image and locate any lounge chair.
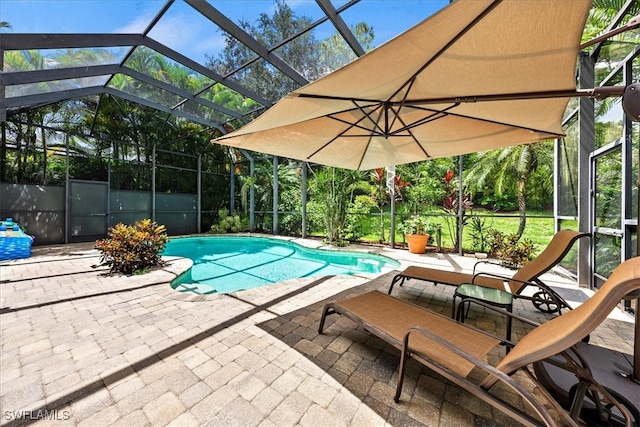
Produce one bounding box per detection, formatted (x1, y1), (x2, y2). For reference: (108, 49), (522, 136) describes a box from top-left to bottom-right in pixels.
(389, 229), (589, 315)
(318, 257), (640, 426)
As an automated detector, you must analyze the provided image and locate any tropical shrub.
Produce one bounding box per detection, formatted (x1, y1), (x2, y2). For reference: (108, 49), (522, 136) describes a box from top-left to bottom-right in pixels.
(469, 216), (491, 253)
(344, 195), (376, 242)
(95, 219), (168, 275)
(308, 167), (362, 245)
(476, 194), (518, 212)
(487, 229), (537, 268)
(278, 184), (303, 236)
(210, 209), (248, 234)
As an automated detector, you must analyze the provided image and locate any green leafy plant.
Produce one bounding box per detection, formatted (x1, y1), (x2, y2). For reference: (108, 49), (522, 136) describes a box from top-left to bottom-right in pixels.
(399, 215), (434, 235)
(487, 229), (536, 268)
(95, 219), (168, 275)
(469, 216), (490, 253)
(344, 194), (376, 242)
(308, 167), (362, 245)
(209, 209), (248, 234)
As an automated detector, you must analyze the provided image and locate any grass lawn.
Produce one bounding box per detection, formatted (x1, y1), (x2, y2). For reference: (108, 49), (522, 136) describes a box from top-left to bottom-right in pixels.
(357, 209), (555, 256)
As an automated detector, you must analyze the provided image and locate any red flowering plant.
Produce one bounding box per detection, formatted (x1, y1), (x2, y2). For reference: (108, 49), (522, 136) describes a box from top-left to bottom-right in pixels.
(441, 170), (473, 250)
(393, 174), (411, 199)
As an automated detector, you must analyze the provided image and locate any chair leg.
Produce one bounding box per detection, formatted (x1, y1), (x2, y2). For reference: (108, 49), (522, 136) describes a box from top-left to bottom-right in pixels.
(455, 299), (468, 323)
(451, 293), (459, 319)
(569, 381), (589, 421)
(394, 337), (411, 403)
(506, 305), (513, 343)
(318, 306), (335, 334)
(388, 275), (406, 295)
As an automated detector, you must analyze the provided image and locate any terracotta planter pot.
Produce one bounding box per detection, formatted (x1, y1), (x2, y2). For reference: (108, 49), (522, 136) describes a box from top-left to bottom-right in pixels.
(406, 233), (429, 254)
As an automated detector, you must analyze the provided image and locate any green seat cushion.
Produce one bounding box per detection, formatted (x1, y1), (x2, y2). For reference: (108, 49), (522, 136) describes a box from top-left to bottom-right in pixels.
(456, 283), (513, 305)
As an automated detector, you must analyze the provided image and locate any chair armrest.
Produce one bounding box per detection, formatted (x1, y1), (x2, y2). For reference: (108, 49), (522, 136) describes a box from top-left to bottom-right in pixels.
(472, 272), (555, 294)
(472, 259), (504, 276)
(472, 271), (526, 286)
(456, 296), (542, 329)
(470, 272), (554, 294)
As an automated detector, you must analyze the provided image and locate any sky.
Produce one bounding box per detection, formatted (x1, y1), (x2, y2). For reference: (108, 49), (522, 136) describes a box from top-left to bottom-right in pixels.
(0, 0), (450, 65)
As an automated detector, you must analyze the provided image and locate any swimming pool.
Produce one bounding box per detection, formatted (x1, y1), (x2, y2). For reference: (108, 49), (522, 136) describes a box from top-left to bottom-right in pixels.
(162, 236), (400, 294)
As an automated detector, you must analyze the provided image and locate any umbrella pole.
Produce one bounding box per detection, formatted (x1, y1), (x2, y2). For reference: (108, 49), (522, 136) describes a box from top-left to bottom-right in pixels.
(458, 155), (463, 256)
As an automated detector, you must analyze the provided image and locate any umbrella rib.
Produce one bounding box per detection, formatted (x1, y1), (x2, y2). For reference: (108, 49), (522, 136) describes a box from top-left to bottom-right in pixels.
(307, 103), (384, 162)
(389, 103), (460, 135)
(294, 93), (380, 104)
(392, 111), (431, 158)
(388, 78), (416, 133)
(327, 103), (385, 136)
(403, 104), (566, 137)
(358, 106), (388, 169)
(306, 133), (343, 162)
(328, 118), (383, 136)
(351, 101), (386, 136)
(387, 0), (503, 103)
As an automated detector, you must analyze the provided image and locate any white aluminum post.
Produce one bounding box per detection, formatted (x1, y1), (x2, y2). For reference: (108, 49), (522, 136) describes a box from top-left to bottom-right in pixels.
(386, 166), (396, 248)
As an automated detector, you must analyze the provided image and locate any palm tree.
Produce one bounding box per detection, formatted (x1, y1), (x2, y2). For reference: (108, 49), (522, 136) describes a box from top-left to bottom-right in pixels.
(465, 141), (553, 239)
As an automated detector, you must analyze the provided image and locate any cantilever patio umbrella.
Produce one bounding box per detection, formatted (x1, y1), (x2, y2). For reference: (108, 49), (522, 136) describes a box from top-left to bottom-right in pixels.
(214, 0), (595, 170)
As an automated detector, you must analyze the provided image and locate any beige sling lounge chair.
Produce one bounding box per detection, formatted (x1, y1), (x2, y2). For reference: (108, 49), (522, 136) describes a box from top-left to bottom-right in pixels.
(319, 257), (640, 426)
(389, 229), (589, 314)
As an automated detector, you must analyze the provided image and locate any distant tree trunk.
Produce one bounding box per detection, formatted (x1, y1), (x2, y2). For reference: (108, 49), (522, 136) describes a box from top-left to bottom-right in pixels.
(42, 127), (47, 184)
(379, 208), (385, 243)
(16, 124), (25, 182)
(516, 178), (527, 239)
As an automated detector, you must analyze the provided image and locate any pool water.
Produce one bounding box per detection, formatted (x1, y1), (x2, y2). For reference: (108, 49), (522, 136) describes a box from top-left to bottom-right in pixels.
(162, 236), (400, 294)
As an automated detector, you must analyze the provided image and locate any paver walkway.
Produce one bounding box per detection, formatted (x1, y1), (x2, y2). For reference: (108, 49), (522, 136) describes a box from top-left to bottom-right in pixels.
(0, 237), (635, 426)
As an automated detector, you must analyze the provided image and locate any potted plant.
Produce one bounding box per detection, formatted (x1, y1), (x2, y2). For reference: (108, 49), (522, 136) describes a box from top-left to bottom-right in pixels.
(400, 216), (433, 254)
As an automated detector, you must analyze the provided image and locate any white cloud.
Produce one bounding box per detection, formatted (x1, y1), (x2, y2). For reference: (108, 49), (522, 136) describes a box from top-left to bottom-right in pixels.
(116, 7), (226, 64)
(115, 8), (158, 34)
(149, 13), (204, 49)
(195, 34), (227, 58)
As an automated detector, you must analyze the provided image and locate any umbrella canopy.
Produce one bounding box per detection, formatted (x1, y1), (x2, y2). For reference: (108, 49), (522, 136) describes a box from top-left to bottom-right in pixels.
(214, 0), (592, 170)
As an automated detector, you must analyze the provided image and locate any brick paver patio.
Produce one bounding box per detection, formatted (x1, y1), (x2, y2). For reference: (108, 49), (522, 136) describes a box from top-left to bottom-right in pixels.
(0, 237), (635, 426)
